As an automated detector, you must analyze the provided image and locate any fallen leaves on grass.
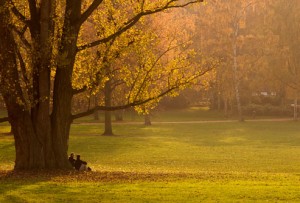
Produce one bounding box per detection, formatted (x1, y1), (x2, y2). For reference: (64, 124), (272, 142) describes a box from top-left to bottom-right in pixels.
(0, 170), (190, 183)
(1, 170), (297, 184)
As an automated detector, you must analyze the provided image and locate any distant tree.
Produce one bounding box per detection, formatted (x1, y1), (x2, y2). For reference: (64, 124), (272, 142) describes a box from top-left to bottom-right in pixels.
(266, 0), (300, 120)
(194, 0), (268, 120)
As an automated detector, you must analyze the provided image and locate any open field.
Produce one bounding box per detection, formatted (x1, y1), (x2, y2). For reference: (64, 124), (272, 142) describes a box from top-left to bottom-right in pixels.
(72, 107), (228, 123)
(73, 107), (290, 124)
(0, 109), (300, 202)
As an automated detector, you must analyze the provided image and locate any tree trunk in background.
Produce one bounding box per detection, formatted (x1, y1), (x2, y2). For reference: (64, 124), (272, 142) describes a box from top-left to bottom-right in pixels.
(144, 114), (152, 126)
(217, 92), (221, 111)
(293, 90), (298, 121)
(232, 23), (243, 122)
(115, 110), (123, 121)
(94, 109), (100, 120)
(224, 97), (228, 117)
(94, 95), (99, 120)
(103, 80), (113, 135)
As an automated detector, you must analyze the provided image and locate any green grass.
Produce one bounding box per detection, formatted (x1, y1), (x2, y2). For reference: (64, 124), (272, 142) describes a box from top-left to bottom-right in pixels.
(73, 106), (290, 124)
(69, 122), (300, 174)
(1, 173), (299, 202)
(1, 114), (300, 202)
(73, 107), (228, 123)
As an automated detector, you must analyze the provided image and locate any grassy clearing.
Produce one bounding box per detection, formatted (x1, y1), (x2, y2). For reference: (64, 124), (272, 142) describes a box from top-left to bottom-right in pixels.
(1, 116), (300, 202)
(68, 122), (300, 174)
(73, 106), (290, 124)
(73, 107), (228, 123)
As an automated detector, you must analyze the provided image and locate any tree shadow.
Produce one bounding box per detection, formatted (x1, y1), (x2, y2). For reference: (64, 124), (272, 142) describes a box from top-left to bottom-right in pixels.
(0, 170), (80, 202)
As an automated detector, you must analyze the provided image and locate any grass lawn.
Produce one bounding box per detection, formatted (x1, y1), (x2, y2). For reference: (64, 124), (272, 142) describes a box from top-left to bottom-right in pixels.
(0, 113), (300, 202)
(73, 107), (230, 123)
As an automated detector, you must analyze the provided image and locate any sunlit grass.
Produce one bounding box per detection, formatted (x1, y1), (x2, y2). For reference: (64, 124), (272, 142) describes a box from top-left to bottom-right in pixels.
(73, 107), (227, 123)
(1, 117), (300, 202)
(1, 173), (299, 202)
(68, 122), (300, 174)
(73, 106), (290, 124)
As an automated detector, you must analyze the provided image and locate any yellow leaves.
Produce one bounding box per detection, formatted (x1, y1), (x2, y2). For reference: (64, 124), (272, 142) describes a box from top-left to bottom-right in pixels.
(71, 0), (212, 112)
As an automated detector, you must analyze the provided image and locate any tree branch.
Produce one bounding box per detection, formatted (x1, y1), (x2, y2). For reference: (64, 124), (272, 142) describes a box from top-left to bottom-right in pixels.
(71, 64), (212, 120)
(78, 0), (104, 26)
(11, 25), (31, 49)
(0, 117), (9, 123)
(9, 0), (28, 25)
(77, 0), (202, 51)
(72, 86), (88, 95)
(71, 86), (177, 120)
(27, 0), (39, 37)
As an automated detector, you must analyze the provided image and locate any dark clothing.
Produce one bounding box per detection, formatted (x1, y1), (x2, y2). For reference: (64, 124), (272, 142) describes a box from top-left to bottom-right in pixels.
(69, 156), (75, 167)
(74, 159), (87, 170)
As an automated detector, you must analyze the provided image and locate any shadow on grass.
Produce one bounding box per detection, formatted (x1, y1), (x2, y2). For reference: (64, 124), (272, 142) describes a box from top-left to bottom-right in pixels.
(0, 169), (190, 201)
(0, 170), (78, 202)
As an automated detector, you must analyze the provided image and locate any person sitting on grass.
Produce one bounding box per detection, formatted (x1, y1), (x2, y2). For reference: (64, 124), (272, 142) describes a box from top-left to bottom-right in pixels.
(68, 153), (75, 168)
(74, 154), (91, 171)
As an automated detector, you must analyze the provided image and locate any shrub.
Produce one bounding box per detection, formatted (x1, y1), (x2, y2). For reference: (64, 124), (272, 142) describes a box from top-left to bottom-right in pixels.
(243, 104), (292, 117)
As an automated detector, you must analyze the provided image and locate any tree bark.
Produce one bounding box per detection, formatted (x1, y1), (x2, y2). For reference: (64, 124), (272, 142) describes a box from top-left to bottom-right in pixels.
(51, 0), (81, 168)
(0, 6), (46, 169)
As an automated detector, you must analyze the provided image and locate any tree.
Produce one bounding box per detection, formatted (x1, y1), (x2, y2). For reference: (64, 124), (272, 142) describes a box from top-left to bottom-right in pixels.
(266, 0), (300, 120)
(194, 0), (267, 120)
(88, 7), (211, 134)
(0, 0), (205, 170)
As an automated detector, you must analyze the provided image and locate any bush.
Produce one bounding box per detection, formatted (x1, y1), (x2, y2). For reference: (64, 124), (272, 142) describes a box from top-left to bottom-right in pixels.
(243, 104), (292, 117)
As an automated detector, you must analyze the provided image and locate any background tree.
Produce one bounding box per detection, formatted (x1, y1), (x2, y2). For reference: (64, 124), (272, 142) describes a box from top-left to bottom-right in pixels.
(266, 0), (300, 120)
(193, 0), (269, 120)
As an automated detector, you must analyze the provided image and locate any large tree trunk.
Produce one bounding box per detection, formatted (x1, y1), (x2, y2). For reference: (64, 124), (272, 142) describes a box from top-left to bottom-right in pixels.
(0, 6), (47, 169)
(0, 0), (81, 170)
(51, 0), (81, 168)
(30, 0), (56, 168)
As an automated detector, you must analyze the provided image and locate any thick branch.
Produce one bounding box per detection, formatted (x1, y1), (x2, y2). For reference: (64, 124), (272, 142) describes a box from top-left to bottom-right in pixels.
(9, 0), (28, 25)
(0, 117), (9, 123)
(132, 42), (180, 102)
(11, 25), (31, 49)
(71, 65), (212, 120)
(78, 0), (104, 26)
(27, 0), (39, 37)
(72, 86), (88, 95)
(71, 87), (177, 120)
